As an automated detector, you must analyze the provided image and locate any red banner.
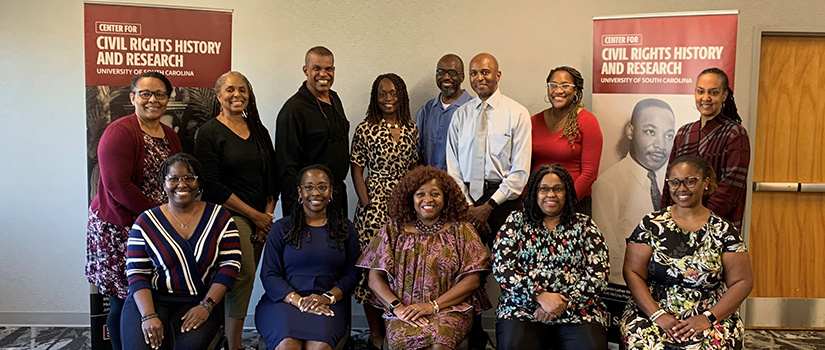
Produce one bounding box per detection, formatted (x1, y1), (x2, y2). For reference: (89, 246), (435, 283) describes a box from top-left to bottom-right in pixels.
(592, 13), (737, 94)
(591, 12), (738, 346)
(84, 4), (232, 349)
(84, 3), (231, 88)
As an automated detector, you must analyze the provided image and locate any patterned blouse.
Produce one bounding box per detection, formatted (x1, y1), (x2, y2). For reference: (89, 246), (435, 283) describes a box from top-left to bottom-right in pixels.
(493, 211), (610, 326)
(620, 208), (747, 349)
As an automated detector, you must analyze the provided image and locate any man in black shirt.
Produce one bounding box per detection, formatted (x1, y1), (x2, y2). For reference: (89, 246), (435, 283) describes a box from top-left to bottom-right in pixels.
(275, 46), (350, 216)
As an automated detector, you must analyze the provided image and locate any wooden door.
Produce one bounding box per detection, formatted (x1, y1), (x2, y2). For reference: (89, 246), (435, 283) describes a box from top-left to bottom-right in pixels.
(751, 34), (825, 298)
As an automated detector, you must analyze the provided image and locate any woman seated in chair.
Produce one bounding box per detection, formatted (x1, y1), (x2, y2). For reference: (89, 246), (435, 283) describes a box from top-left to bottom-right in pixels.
(122, 153), (241, 350)
(255, 164), (360, 350)
(358, 166), (491, 350)
(493, 164), (610, 350)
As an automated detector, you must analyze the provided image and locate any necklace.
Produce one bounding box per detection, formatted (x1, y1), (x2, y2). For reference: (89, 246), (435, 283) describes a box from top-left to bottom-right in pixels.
(169, 206), (196, 230)
(381, 119), (400, 129)
(414, 219), (444, 234)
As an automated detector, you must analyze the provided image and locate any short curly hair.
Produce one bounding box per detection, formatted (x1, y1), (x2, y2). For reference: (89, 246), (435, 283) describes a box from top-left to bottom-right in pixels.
(387, 166), (468, 229)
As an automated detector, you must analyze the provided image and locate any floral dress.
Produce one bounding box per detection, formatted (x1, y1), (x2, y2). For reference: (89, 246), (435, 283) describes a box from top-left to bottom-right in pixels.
(357, 221), (491, 350)
(85, 132), (170, 299)
(493, 211), (610, 326)
(350, 121), (418, 303)
(620, 208), (747, 350)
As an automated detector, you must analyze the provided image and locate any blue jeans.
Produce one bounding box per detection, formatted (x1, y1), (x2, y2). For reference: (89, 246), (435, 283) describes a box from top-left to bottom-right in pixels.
(496, 318), (607, 350)
(108, 296), (124, 350)
(121, 296), (221, 350)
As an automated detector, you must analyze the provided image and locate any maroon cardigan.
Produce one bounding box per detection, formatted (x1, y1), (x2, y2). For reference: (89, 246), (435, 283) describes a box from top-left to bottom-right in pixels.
(90, 114), (182, 226)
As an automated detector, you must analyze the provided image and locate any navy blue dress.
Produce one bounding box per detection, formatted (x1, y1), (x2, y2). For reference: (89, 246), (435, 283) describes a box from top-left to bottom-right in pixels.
(255, 216), (360, 349)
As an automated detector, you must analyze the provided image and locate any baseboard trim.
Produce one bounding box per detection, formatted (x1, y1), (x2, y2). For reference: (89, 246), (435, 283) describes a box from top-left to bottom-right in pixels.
(0, 312), (91, 327)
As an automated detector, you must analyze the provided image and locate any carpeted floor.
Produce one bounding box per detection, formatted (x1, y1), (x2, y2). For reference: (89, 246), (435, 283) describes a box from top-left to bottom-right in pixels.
(2, 326), (825, 349)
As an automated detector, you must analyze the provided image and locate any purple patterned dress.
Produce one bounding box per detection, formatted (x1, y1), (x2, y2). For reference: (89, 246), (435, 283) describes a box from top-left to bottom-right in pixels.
(85, 132), (171, 299)
(357, 221), (491, 350)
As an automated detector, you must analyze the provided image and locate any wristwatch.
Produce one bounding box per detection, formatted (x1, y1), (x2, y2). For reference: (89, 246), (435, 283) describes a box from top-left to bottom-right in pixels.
(487, 198), (499, 209)
(703, 310), (717, 324)
(389, 300), (401, 314)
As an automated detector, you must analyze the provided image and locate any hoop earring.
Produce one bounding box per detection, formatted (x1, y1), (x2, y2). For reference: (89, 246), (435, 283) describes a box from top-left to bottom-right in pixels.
(544, 94), (551, 103)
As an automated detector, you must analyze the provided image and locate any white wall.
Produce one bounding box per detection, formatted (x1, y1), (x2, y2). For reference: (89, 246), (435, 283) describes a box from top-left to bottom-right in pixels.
(2, 0), (824, 325)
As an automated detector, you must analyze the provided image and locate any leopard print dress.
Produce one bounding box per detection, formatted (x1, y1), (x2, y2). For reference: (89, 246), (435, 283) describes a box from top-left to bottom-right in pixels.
(350, 120), (419, 304)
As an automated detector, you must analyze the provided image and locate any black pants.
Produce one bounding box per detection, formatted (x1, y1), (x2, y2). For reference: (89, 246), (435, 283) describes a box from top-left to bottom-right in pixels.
(121, 297), (222, 350)
(496, 318), (606, 350)
(469, 183), (524, 247)
(108, 296), (125, 350)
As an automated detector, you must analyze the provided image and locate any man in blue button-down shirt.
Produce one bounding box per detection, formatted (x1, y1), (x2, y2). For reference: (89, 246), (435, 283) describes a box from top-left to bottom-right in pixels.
(416, 54), (473, 170)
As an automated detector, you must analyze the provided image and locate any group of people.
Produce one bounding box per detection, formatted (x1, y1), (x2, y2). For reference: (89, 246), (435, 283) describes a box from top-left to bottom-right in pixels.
(85, 45), (753, 350)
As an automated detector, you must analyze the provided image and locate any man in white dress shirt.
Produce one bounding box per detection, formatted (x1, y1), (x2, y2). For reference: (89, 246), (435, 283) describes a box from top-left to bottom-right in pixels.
(446, 53), (532, 245)
(592, 98), (675, 284)
(446, 52), (532, 350)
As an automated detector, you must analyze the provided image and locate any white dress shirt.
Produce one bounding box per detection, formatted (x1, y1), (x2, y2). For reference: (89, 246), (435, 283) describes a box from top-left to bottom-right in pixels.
(591, 155), (666, 285)
(446, 89), (532, 205)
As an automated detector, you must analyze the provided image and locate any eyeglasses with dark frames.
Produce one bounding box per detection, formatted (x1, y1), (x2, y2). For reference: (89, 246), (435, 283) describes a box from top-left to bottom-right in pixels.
(538, 186), (565, 195)
(134, 90), (169, 100)
(665, 176), (700, 189)
(436, 69), (461, 78)
(165, 175), (198, 185)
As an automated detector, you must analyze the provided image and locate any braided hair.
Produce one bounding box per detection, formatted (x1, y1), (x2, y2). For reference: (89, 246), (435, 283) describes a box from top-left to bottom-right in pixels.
(365, 73), (413, 127)
(698, 67), (742, 124)
(212, 71), (276, 200)
(547, 66), (585, 149)
(523, 164), (579, 229)
(284, 164), (348, 249)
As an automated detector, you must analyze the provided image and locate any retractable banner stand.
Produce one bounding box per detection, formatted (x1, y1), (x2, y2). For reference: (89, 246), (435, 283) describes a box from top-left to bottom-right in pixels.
(590, 11), (737, 348)
(84, 3), (232, 348)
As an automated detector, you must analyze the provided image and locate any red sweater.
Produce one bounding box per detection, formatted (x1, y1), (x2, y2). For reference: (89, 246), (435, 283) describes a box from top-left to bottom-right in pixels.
(531, 109), (603, 199)
(90, 114), (182, 226)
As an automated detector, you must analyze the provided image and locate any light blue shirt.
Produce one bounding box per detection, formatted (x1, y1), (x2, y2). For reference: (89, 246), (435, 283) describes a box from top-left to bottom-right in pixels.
(416, 90), (473, 170)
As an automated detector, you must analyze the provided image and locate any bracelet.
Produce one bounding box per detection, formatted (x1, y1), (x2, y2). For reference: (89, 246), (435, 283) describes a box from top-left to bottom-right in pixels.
(650, 309), (666, 322)
(202, 296), (216, 309)
(323, 291), (336, 305)
(199, 300), (213, 314)
(703, 310), (718, 324)
(388, 300), (401, 314)
(430, 300), (440, 314)
(141, 313), (159, 323)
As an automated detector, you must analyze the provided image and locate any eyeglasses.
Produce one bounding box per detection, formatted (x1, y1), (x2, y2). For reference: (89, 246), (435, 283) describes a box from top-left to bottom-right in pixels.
(165, 175), (198, 185)
(538, 186), (565, 195)
(134, 90), (169, 100)
(547, 83), (576, 91)
(436, 69), (461, 78)
(666, 176), (700, 189)
(301, 184), (330, 193)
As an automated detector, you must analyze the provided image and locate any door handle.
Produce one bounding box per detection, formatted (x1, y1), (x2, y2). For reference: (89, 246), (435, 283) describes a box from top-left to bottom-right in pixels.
(752, 182), (825, 193)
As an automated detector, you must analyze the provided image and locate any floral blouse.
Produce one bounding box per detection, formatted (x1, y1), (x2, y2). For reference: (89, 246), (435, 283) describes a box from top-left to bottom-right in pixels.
(620, 208), (747, 349)
(493, 211), (610, 326)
